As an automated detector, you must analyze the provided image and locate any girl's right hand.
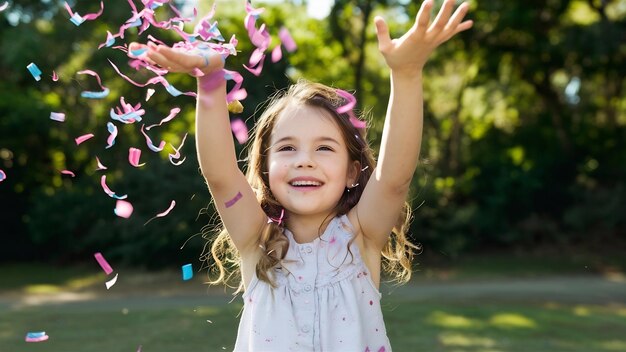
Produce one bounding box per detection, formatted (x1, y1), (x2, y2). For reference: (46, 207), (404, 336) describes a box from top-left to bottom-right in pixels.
(128, 42), (224, 76)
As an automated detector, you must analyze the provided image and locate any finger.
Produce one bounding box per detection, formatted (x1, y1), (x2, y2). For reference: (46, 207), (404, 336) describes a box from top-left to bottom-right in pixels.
(146, 49), (173, 69)
(430, 0), (455, 33)
(374, 16), (393, 53)
(445, 2), (470, 31)
(415, 0), (433, 35)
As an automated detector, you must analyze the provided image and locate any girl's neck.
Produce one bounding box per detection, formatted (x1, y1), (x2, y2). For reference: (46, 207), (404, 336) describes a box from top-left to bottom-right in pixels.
(285, 212), (336, 244)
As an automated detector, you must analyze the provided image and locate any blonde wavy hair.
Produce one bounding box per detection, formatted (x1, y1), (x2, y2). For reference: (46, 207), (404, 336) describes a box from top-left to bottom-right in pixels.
(203, 80), (419, 293)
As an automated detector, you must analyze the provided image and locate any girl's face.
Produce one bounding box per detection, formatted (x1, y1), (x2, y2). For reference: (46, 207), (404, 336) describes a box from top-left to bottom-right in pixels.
(267, 104), (357, 220)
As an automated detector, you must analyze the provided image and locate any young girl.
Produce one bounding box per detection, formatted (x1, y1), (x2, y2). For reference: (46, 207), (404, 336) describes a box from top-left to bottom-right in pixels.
(135, 0), (472, 350)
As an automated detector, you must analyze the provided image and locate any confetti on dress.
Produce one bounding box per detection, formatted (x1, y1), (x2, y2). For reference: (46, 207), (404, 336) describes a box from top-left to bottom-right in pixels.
(25, 331), (49, 343)
(27, 63), (42, 81)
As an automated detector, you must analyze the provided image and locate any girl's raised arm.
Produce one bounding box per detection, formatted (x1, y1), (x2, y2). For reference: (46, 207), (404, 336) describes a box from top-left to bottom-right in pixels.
(353, 0), (473, 249)
(140, 43), (267, 254)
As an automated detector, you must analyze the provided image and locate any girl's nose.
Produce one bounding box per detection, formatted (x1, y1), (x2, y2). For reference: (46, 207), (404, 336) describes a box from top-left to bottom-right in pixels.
(294, 151), (316, 169)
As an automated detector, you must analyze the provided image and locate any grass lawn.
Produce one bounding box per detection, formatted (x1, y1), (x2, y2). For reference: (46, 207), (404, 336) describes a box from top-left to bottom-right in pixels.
(1, 253), (625, 351)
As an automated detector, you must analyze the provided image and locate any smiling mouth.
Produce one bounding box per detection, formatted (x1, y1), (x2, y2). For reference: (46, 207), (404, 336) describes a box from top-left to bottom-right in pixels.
(289, 180), (323, 187)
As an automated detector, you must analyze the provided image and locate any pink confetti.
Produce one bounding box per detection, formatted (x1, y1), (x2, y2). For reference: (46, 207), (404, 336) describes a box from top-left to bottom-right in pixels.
(0, 169), (6, 182)
(144, 200), (176, 225)
(77, 70), (109, 98)
(94, 252), (114, 275)
(278, 27), (297, 52)
(114, 199), (134, 218)
(271, 45), (282, 63)
(336, 89), (366, 129)
(0, 2), (9, 12)
(52, 71), (59, 81)
(106, 122), (118, 148)
(101, 175), (127, 199)
(64, 1), (104, 26)
(128, 147), (146, 167)
(140, 125), (166, 152)
(225, 191), (243, 208)
(110, 97), (145, 124)
(145, 107), (181, 130)
(50, 112), (65, 122)
(168, 133), (188, 166)
(230, 119), (248, 144)
(95, 156), (108, 170)
(60, 170), (76, 177)
(75, 133), (95, 145)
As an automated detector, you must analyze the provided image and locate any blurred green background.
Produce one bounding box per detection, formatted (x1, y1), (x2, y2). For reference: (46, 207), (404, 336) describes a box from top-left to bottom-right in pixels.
(0, 0), (625, 350)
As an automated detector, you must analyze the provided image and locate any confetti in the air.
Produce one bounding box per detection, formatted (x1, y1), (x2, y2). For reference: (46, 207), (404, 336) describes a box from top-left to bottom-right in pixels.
(106, 122), (118, 149)
(25, 331), (49, 343)
(75, 133), (95, 145)
(50, 112), (66, 122)
(114, 199), (134, 218)
(60, 170), (76, 177)
(128, 147), (146, 167)
(64, 1), (104, 26)
(27, 63), (42, 81)
(182, 263), (193, 280)
(105, 273), (119, 289)
(0, 2), (9, 12)
(145, 200), (176, 225)
(230, 118), (248, 144)
(77, 69), (110, 99)
(101, 175), (128, 199)
(94, 252), (114, 275)
(0, 170), (5, 182)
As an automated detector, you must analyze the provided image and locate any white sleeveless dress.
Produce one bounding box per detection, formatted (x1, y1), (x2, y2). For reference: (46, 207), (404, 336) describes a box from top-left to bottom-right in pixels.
(233, 215), (391, 352)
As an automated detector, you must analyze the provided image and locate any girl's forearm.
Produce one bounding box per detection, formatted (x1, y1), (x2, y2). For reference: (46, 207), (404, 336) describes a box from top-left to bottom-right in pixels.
(376, 71), (424, 190)
(195, 79), (241, 185)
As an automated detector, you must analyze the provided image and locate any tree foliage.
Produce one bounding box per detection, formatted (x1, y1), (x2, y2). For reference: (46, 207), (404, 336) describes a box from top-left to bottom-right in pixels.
(1, 0), (624, 265)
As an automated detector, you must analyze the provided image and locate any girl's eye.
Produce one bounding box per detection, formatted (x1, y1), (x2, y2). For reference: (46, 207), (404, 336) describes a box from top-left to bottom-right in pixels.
(277, 145), (295, 152)
(317, 145), (334, 151)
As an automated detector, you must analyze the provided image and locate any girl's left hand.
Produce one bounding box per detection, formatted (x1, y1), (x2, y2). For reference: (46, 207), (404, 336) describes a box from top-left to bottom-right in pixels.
(374, 0), (473, 76)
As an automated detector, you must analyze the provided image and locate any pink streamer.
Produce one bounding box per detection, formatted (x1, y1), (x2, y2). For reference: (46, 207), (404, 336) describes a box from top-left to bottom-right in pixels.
(60, 170), (76, 177)
(230, 119), (248, 144)
(100, 175), (127, 199)
(168, 133), (188, 166)
(75, 133), (94, 145)
(278, 27), (297, 52)
(128, 148), (146, 167)
(144, 200), (176, 225)
(145, 107), (181, 130)
(94, 252), (114, 275)
(95, 156), (108, 170)
(140, 125), (166, 152)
